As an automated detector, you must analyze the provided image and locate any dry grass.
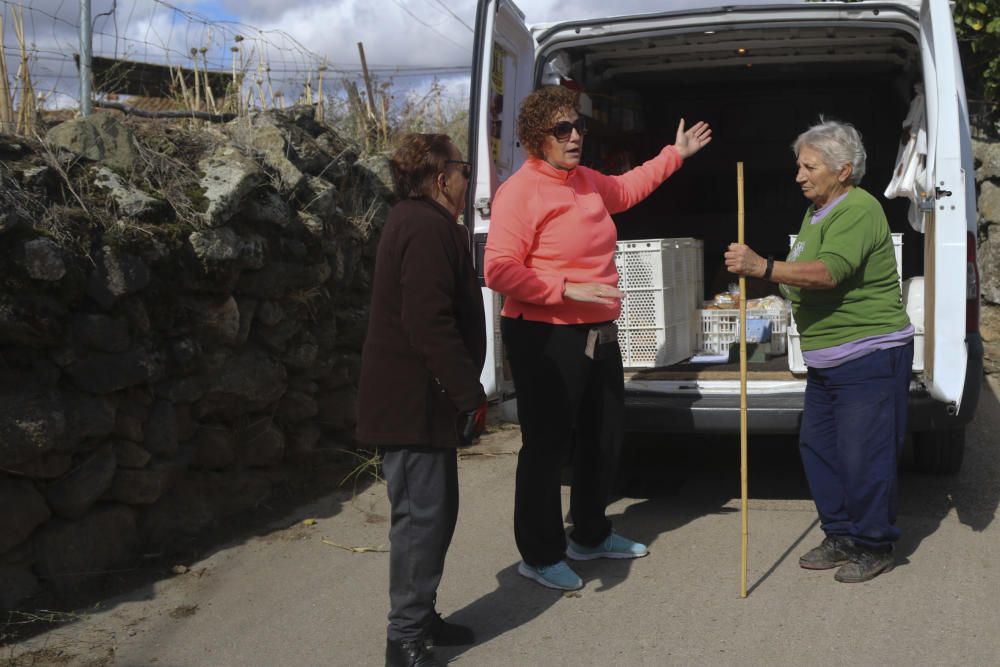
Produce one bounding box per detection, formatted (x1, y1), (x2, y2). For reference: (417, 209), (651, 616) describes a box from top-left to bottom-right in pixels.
(347, 193), (387, 242)
(128, 119), (222, 226)
(0, 8), (38, 136)
(337, 447), (382, 495)
(285, 285), (327, 322)
(327, 77), (469, 159)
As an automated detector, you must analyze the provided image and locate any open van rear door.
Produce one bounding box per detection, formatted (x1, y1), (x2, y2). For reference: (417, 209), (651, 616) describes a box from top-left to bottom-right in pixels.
(919, 0), (972, 411)
(468, 0), (534, 398)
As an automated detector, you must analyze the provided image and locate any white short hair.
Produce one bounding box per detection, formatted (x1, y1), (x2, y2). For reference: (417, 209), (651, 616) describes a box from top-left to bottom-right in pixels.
(792, 118), (867, 185)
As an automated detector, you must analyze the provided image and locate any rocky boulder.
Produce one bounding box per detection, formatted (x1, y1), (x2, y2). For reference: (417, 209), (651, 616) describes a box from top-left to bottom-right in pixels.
(94, 166), (163, 218)
(198, 144), (265, 227)
(0, 479), (51, 554)
(34, 505), (139, 591)
(45, 444), (117, 518)
(189, 227), (267, 270)
(45, 113), (140, 173)
(87, 246), (151, 310)
(21, 237), (66, 281)
(201, 347), (288, 412)
(0, 390), (66, 467)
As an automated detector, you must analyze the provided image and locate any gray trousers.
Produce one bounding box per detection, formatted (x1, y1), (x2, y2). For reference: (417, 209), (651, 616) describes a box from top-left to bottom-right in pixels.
(381, 446), (459, 642)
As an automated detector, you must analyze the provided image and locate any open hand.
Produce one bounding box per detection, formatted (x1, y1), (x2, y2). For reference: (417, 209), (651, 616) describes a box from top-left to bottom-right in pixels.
(564, 282), (624, 305)
(673, 119), (712, 159)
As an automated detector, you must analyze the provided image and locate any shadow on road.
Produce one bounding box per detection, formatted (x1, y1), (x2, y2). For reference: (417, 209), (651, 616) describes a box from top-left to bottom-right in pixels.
(2, 444), (379, 645)
(895, 377), (1000, 562)
(437, 563), (562, 663)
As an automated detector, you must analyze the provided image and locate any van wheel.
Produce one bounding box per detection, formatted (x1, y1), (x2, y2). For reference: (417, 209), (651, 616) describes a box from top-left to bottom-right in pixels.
(912, 428), (965, 474)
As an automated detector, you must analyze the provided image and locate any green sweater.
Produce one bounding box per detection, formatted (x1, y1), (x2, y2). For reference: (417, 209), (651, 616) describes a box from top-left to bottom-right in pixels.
(781, 188), (909, 351)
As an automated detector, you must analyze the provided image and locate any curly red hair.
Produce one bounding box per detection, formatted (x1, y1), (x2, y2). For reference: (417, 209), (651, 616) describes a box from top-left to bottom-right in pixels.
(517, 86), (580, 159)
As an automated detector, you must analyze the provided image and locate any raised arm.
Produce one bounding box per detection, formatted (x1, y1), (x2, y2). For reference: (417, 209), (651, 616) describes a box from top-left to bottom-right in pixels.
(593, 119), (712, 214)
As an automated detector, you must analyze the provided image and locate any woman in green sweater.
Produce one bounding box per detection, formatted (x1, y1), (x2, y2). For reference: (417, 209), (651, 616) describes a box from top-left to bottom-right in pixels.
(725, 119), (913, 583)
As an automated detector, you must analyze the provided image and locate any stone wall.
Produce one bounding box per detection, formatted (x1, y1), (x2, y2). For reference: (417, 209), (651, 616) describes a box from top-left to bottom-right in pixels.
(976, 141), (1000, 304)
(974, 141), (1000, 374)
(0, 108), (392, 610)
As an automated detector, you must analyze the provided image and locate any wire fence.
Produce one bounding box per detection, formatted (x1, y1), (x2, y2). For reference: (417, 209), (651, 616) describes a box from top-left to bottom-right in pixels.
(0, 0), (472, 132)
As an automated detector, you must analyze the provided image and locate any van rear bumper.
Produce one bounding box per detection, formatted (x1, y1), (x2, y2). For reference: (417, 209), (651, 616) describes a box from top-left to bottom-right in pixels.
(624, 391), (805, 434)
(624, 333), (984, 435)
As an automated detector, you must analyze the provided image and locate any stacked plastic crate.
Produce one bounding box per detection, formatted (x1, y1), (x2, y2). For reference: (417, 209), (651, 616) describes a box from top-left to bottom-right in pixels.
(614, 238), (703, 368)
(695, 304), (791, 357)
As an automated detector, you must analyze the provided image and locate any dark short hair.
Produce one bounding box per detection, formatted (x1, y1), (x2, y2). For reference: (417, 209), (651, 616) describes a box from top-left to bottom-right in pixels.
(517, 86), (580, 159)
(388, 133), (454, 199)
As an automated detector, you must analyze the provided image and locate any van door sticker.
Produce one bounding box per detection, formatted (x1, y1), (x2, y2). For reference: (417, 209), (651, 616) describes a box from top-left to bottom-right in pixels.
(490, 43), (506, 166)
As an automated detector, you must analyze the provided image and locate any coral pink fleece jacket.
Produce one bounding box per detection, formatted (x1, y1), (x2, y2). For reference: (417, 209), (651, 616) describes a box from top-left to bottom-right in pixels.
(484, 146), (683, 324)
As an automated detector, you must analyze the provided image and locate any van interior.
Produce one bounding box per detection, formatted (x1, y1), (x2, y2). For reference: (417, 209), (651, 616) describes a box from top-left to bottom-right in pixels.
(542, 24), (924, 373)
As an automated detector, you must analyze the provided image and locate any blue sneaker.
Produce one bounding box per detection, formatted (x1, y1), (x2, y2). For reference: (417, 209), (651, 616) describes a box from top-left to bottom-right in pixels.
(567, 531), (649, 560)
(517, 560), (583, 591)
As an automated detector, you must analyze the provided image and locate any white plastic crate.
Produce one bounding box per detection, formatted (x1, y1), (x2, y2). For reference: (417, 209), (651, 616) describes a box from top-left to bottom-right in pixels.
(904, 277), (924, 372)
(614, 238), (702, 367)
(619, 321), (691, 367)
(787, 319), (804, 373)
(696, 306), (791, 356)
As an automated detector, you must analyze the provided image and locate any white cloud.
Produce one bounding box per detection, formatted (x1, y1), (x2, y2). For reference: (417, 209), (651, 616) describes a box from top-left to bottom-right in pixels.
(189, 0), (783, 72)
(2, 0), (784, 107)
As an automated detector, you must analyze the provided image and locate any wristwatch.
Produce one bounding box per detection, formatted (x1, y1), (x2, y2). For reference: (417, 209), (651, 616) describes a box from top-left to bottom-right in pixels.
(762, 255), (775, 281)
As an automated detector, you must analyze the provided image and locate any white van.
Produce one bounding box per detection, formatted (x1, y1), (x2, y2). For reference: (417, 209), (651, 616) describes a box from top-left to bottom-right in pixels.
(465, 0), (983, 473)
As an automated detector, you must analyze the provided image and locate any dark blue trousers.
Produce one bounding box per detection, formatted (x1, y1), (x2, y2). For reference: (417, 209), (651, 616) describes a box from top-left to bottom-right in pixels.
(799, 342), (913, 550)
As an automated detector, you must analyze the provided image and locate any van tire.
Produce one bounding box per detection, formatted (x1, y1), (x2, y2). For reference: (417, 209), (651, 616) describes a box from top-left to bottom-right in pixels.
(912, 428), (965, 475)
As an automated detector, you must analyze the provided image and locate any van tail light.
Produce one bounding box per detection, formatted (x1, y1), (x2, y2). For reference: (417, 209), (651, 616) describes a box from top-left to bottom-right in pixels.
(967, 231), (980, 333)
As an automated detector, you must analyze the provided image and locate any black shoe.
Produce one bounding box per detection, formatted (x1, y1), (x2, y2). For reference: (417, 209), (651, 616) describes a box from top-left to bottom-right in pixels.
(426, 612), (474, 646)
(385, 638), (444, 667)
(834, 546), (895, 583)
(799, 535), (855, 570)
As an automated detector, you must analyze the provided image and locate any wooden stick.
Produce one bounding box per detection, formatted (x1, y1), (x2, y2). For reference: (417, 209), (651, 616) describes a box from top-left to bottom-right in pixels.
(357, 41), (376, 122)
(737, 161), (749, 598)
(0, 15), (12, 133)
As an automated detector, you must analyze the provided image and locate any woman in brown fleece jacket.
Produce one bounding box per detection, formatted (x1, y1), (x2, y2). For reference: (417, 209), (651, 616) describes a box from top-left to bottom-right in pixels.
(356, 133), (486, 667)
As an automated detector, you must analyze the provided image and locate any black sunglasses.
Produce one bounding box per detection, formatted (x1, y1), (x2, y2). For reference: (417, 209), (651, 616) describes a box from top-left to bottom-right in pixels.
(445, 159), (472, 179)
(549, 118), (588, 142)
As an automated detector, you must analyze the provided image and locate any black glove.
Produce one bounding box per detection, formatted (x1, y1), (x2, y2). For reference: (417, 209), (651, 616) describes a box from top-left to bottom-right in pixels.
(457, 402), (487, 445)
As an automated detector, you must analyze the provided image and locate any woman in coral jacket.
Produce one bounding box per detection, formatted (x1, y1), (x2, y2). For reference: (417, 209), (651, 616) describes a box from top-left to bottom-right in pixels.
(484, 85), (711, 591)
(357, 133), (487, 667)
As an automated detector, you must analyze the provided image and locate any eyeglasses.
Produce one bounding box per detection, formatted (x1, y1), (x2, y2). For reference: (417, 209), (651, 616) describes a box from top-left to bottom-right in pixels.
(548, 118), (588, 142)
(445, 159), (472, 179)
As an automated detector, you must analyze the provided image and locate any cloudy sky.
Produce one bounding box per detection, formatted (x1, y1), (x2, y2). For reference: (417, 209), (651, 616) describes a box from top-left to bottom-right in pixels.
(4, 0), (777, 106)
(182, 0), (685, 71)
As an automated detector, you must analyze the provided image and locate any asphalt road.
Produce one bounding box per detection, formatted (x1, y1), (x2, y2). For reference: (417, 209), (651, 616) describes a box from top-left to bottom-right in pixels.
(7, 377), (1000, 667)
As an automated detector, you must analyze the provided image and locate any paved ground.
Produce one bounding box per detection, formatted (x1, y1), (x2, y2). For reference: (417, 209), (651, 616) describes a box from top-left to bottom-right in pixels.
(5, 377), (1000, 667)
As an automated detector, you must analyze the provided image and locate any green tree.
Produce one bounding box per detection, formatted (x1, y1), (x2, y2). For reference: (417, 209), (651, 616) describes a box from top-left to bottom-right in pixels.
(954, 0), (1000, 134)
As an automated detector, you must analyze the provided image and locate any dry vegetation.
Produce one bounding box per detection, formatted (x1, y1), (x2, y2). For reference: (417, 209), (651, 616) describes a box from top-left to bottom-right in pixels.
(0, 8), (39, 136)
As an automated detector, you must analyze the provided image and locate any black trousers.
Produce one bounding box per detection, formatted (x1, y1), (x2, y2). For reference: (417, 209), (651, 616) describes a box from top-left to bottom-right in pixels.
(501, 316), (624, 567)
(381, 446), (459, 641)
